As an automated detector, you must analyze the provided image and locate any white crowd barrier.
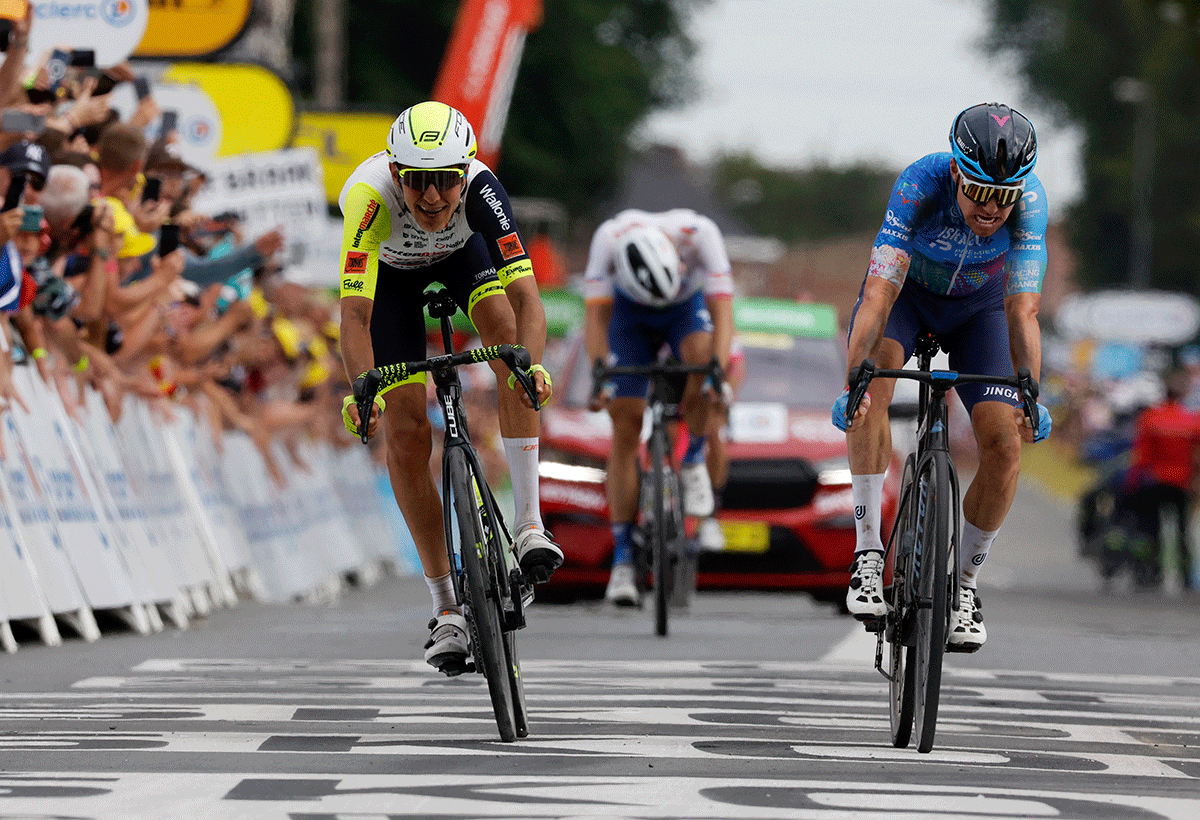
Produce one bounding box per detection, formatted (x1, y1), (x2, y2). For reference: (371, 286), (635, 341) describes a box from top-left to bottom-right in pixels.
(0, 362), (412, 651)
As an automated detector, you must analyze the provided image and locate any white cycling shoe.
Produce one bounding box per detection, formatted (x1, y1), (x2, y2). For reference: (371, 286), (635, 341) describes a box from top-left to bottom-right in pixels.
(697, 516), (725, 551)
(947, 588), (986, 652)
(514, 526), (564, 584)
(605, 563), (640, 607)
(424, 610), (472, 676)
(846, 550), (887, 621)
(680, 462), (715, 517)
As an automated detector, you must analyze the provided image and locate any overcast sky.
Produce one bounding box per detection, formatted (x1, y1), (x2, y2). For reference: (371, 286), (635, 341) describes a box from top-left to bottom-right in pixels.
(638, 0), (1082, 217)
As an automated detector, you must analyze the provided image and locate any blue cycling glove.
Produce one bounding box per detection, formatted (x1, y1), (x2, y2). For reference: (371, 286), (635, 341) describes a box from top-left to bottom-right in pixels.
(831, 389), (851, 432)
(1032, 402), (1052, 442)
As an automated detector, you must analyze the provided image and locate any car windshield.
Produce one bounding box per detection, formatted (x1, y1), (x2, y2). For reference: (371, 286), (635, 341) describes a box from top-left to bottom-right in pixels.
(738, 334), (845, 409)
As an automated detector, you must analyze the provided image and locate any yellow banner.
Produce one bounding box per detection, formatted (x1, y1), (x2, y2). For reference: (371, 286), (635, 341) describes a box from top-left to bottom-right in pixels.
(135, 0), (253, 58)
(160, 63), (295, 157)
(294, 111), (396, 204)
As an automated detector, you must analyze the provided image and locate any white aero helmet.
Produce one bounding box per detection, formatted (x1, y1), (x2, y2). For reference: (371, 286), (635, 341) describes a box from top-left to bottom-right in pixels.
(386, 101), (478, 167)
(614, 225), (683, 307)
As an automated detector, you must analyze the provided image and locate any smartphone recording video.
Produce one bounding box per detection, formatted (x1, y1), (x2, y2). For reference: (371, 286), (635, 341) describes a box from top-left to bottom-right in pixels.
(1, 110), (43, 133)
(158, 223), (180, 255)
(2, 171), (25, 212)
(141, 177), (162, 203)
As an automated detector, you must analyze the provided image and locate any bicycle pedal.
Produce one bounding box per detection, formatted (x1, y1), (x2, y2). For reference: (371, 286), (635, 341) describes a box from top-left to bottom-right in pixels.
(428, 653), (475, 677)
(861, 617), (885, 633)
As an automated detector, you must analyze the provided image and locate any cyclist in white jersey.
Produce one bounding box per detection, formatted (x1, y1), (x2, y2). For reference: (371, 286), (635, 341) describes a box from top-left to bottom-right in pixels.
(338, 101), (562, 675)
(584, 208), (734, 605)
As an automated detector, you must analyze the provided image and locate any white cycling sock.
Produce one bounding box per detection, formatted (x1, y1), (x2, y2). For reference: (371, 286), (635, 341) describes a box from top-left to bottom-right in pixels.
(959, 520), (999, 589)
(502, 436), (543, 533)
(424, 572), (458, 616)
(852, 473), (887, 554)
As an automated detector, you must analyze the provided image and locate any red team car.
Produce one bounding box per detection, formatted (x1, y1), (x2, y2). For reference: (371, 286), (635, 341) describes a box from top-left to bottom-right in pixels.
(538, 297), (900, 609)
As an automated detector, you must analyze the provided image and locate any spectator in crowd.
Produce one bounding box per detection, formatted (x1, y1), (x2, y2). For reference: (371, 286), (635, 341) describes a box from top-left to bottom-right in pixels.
(1125, 370), (1200, 590)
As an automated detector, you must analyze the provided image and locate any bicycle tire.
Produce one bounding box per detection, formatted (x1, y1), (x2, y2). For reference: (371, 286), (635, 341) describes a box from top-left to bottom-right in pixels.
(448, 448), (517, 742)
(913, 452), (953, 753)
(503, 630), (529, 737)
(649, 422), (671, 636)
(888, 455), (918, 748)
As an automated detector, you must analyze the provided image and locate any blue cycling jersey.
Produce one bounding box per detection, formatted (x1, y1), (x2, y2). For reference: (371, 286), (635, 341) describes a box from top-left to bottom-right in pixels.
(870, 153), (1048, 298)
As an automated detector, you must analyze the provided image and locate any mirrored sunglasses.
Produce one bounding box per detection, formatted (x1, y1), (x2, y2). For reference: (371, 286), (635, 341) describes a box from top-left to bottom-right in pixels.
(960, 176), (1024, 207)
(397, 166), (466, 192)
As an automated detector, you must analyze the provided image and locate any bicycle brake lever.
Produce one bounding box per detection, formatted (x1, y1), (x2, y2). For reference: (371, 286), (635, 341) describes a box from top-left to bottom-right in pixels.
(353, 368), (382, 444)
(1015, 367), (1040, 432)
(846, 359), (876, 422)
(502, 346), (541, 411)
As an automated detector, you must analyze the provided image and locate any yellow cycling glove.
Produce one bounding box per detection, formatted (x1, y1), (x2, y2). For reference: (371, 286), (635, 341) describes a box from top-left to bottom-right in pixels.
(507, 363), (553, 402)
(342, 393), (387, 436)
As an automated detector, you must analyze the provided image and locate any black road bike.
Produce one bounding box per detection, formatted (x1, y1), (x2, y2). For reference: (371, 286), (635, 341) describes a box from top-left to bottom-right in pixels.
(592, 358), (724, 636)
(355, 289), (541, 742)
(846, 334), (1039, 753)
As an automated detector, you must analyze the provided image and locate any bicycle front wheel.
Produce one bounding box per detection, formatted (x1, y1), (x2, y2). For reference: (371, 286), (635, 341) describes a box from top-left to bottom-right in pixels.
(448, 448), (517, 742)
(648, 424), (671, 636)
(913, 452), (954, 753)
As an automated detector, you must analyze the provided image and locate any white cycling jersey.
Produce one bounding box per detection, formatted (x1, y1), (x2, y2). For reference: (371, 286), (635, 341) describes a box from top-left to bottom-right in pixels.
(583, 208), (733, 306)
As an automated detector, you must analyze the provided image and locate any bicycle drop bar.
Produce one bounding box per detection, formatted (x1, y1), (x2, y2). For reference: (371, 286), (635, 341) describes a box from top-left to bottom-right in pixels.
(590, 358), (726, 403)
(846, 358), (1041, 431)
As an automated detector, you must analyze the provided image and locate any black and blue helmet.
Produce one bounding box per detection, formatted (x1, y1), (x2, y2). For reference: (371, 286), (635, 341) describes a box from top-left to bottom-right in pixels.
(949, 103), (1037, 184)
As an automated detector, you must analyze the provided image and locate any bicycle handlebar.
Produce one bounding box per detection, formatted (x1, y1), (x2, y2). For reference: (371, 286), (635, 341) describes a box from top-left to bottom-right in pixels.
(590, 357), (726, 404)
(846, 358), (1040, 432)
(353, 344), (539, 443)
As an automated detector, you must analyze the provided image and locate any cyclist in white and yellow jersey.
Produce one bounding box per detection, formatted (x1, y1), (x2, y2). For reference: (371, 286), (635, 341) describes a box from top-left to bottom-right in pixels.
(338, 101), (562, 675)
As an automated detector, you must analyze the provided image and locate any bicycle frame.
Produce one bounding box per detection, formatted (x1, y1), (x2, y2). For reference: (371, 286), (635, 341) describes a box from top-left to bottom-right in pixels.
(593, 358), (723, 635)
(849, 334), (1040, 753)
(352, 288), (540, 741)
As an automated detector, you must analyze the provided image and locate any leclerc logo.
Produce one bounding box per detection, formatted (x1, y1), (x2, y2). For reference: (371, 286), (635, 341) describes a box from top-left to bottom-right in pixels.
(36, 1), (135, 27)
(184, 115), (214, 146)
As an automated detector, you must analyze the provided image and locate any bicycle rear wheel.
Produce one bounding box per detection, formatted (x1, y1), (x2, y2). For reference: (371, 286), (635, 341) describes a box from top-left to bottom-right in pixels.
(913, 453), (953, 753)
(888, 456), (918, 748)
(448, 448), (517, 742)
(648, 424), (671, 636)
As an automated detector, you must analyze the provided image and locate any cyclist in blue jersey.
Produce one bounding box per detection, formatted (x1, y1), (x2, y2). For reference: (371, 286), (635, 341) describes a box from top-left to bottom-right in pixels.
(832, 103), (1053, 652)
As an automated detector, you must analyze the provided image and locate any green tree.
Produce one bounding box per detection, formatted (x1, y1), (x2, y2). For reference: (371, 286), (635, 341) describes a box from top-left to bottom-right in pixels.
(291, 0), (710, 217)
(986, 0), (1200, 294)
(711, 154), (897, 242)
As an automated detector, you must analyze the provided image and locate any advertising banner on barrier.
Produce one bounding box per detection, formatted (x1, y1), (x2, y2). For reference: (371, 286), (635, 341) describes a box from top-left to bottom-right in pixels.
(0, 410), (95, 633)
(134, 0), (252, 58)
(29, 0), (150, 67)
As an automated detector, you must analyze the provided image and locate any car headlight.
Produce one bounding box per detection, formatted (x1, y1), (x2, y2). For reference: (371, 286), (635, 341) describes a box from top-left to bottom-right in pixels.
(539, 448), (607, 484)
(814, 456), (852, 487)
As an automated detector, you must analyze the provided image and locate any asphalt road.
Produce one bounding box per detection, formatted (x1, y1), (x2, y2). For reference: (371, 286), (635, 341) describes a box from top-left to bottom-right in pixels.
(0, 475), (1198, 819)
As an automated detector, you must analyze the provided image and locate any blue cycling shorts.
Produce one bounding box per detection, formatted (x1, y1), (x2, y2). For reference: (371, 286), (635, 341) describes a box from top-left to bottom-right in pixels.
(608, 290), (713, 399)
(849, 276), (1019, 413)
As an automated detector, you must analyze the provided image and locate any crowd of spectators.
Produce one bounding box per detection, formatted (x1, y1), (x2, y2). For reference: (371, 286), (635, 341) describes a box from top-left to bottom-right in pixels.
(0, 7), (350, 486)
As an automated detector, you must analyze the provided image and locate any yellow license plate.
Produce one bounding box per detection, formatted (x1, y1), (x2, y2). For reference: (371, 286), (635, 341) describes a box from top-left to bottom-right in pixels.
(721, 520), (770, 553)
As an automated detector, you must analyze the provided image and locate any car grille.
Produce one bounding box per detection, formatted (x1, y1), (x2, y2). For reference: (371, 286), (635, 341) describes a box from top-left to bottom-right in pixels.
(723, 458), (819, 510)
